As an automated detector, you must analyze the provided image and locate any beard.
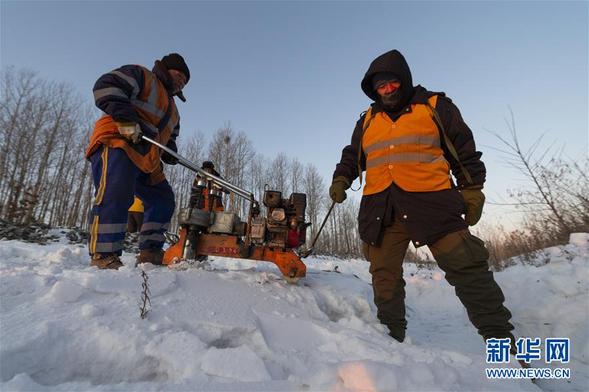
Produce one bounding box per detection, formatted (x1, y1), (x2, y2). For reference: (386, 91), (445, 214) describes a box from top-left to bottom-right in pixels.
(380, 89), (403, 110)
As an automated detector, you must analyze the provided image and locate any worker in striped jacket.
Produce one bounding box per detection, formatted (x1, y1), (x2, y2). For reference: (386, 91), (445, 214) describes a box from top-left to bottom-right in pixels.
(86, 53), (190, 269)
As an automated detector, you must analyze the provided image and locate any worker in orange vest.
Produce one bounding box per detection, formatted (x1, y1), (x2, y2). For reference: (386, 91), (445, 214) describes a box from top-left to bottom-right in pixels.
(330, 49), (515, 347)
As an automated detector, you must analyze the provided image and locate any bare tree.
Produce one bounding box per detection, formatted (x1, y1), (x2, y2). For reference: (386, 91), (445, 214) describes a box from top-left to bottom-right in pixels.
(492, 112), (589, 240)
(248, 153), (271, 206)
(303, 163), (325, 241)
(231, 132), (254, 216)
(0, 67), (94, 227)
(206, 124), (254, 215)
(290, 158), (303, 193)
(486, 110), (588, 258)
(0, 68), (41, 202)
(267, 152), (290, 197)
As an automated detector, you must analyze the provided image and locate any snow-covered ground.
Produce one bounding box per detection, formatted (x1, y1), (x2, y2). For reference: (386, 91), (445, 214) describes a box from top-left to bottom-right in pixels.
(1, 231), (587, 391)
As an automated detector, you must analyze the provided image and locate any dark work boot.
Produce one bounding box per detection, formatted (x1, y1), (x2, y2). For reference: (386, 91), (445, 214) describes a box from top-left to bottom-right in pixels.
(387, 325), (406, 343)
(136, 248), (164, 266)
(90, 254), (123, 270)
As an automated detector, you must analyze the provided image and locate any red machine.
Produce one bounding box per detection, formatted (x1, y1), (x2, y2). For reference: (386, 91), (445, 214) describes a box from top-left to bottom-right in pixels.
(141, 136), (309, 282)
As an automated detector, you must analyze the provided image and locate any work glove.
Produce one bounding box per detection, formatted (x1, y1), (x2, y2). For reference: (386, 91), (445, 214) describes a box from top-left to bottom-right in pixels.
(161, 139), (179, 165)
(329, 176), (350, 203)
(460, 186), (485, 226)
(161, 152), (179, 165)
(116, 122), (142, 144)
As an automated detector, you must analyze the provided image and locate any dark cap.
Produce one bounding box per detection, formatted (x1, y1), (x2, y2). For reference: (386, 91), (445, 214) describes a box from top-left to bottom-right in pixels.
(161, 53), (190, 83)
(201, 161), (220, 177)
(371, 72), (400, 90)
(202, 161), (215, 170)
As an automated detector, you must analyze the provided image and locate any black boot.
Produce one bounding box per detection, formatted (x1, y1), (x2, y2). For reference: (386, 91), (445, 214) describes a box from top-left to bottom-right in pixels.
(387, 325), (406, 343)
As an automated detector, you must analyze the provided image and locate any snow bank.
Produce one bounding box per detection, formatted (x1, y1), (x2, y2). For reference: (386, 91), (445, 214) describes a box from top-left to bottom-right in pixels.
(1, 234), (587, 391)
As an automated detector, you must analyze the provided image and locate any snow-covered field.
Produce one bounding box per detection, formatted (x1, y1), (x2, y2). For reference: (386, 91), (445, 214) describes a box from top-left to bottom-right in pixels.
(1, 232), (587, 391)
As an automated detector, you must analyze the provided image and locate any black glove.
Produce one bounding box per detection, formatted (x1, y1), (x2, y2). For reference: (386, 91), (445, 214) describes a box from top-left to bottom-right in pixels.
(161, 152), (178, 165)
(161, 139), (179, 165)
(329, 176), (350, 203)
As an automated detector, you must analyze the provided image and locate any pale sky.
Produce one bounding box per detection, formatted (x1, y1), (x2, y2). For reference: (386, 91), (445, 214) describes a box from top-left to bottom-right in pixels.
(1, 0), (587, 229)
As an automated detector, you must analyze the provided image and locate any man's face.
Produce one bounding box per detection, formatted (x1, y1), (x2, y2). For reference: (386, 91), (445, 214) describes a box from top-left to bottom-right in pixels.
(375, 80), (402, 109)
(375, 80), (401, 97)
(168, 69), (187, 94)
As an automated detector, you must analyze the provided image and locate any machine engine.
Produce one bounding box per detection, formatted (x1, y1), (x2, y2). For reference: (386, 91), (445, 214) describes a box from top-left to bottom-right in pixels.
(176, 176), (308, 252)
(250, 190), (308, 249)
(139, 138), (310, 281)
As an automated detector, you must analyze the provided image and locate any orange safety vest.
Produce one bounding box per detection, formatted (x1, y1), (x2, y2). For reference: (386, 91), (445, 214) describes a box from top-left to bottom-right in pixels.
(86, 66), (179, 184)
(361, 95), (452, 195)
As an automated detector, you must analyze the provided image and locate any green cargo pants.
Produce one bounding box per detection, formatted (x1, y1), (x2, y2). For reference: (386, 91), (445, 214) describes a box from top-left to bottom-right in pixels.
(362, 219), (514, 340)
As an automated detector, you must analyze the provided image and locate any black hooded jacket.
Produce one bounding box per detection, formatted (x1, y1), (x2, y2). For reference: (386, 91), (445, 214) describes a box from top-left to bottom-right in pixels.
(333, 50), (486, 247)
(361, 49), (414, 112)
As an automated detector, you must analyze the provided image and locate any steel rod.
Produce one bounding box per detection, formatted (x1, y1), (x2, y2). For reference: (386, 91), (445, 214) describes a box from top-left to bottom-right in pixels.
(142, 135), (254, 202)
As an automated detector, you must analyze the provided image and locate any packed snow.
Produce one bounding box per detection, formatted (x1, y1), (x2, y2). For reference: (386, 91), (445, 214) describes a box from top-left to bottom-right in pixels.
(0, 231), (587, 391)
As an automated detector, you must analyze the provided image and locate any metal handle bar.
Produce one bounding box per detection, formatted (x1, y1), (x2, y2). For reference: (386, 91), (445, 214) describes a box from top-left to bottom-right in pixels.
(299, 200), (336, 258)
(142, 135), (254, 202)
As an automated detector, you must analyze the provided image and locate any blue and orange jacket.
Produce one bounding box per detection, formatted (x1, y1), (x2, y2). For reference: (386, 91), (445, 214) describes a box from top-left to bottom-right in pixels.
(86, 61), (180, 184)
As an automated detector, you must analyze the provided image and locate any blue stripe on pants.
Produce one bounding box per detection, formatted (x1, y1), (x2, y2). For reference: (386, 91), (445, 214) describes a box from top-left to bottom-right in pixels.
(88, 146), (175, 255)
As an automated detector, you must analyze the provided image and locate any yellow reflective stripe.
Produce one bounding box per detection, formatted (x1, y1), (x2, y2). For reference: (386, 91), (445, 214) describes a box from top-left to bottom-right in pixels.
(364, 135), (440, 154)
(90, 215), (99, 254)
(95, 147), (109, 206)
